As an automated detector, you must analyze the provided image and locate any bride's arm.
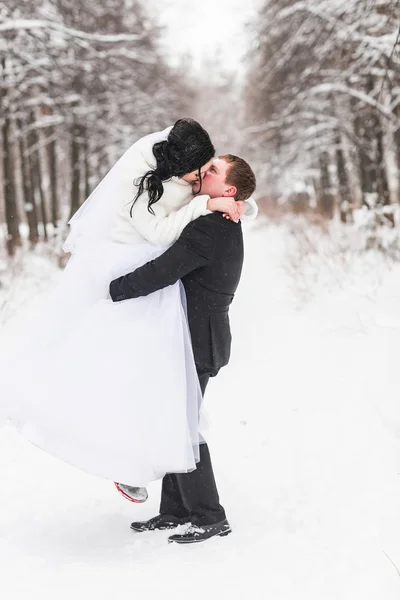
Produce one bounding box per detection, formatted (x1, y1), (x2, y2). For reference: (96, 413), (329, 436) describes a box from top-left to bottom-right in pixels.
(128, 192), (212, 247)
(114, 147), (212, 247)
(241, 197), (258, 221)
(118, 149), (242, 246)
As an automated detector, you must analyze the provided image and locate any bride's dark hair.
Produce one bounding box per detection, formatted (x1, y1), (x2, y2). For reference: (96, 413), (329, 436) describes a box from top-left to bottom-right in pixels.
(130, 118), (215, 216)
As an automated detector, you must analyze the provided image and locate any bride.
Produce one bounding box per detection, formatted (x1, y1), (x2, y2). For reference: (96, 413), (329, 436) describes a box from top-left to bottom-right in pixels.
(0, 118), (257, 490)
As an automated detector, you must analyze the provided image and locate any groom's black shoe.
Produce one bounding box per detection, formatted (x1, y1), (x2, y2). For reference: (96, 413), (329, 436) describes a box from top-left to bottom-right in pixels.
(168, 519), (231, 544)
(130, 514), (190, 533)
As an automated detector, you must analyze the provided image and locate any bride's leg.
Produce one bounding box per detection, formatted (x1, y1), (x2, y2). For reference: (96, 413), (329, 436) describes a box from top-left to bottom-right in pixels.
(114, 483), (148, 503)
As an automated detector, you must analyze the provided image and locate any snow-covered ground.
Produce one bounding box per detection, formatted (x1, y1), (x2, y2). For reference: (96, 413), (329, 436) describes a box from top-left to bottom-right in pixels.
(1, 220), (400, 599)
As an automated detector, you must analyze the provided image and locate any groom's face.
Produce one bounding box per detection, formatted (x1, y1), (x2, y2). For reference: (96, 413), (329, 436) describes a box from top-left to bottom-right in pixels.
(193, 158), (232, 198)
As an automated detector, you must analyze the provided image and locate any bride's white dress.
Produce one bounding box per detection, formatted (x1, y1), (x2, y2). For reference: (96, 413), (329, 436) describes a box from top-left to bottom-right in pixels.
(0, 239), (203, 486)
(0, 126), (215, 486)
(0, 126), (258, 486)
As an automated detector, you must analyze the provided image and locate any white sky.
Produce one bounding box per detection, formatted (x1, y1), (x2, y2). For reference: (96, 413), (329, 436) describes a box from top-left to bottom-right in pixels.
(149, 0), (261, 72)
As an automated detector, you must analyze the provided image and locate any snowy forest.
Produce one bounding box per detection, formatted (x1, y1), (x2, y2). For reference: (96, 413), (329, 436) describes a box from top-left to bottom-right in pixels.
(1, 2), (400, 599)
(1, 1), (399, 259)
(0, 0), (196, 257)
(244, 1), (400, 230)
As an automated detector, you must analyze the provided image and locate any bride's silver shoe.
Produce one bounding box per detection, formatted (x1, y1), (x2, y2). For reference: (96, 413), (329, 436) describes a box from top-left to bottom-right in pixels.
(114, 482), (148, 503)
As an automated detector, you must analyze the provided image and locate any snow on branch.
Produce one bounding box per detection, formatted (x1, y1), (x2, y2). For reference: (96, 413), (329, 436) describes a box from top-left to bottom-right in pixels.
(275, 1), (398, 56)
(0, 19), (144, 43)
(305, 83), (400, 124)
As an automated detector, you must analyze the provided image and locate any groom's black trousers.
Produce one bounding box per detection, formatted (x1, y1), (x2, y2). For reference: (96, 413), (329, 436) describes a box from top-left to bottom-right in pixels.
(159, 372), (226, 525)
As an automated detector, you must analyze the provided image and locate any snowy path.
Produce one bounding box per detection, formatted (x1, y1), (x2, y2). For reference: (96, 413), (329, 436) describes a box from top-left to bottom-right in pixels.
(1, 224), (400, 599)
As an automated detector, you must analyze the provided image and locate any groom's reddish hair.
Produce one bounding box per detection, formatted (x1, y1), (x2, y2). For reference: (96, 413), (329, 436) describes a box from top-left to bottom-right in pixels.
(219, 154), (256, 201)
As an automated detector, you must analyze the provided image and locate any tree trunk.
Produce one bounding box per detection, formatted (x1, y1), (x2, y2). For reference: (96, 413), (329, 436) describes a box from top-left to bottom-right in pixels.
(353, 75), (391, 211)
(47, 127), (59, 231)
(37, 141), (49, 242)
(28, 112), (48, 241)
(393, 105), (400, 204)
(335, 132), (353, 223)
(352, 117), (375, 206)
(351, 78), (378, 208)
(69, 121), (82, 219)
(318, 152), (335, 219)
(370, 79), (390, 208)
(83, 129), (91, 199)
(1, 57), (21, 256)
(17, 119), (39, 246)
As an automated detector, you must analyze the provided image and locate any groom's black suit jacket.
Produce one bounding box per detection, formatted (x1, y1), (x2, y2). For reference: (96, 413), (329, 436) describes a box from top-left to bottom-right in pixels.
(109, 213), (244, 377)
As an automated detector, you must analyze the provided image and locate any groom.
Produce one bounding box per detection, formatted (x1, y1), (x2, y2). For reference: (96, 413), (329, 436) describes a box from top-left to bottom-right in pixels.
(109, 154), (256, 544)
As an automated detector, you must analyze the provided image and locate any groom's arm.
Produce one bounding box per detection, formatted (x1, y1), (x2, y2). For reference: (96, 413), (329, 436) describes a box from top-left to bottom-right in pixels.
(109, 216), (216, 301)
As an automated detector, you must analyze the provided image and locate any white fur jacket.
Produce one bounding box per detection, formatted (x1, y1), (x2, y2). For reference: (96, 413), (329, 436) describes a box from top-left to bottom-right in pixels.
(111, 126), (258, 247)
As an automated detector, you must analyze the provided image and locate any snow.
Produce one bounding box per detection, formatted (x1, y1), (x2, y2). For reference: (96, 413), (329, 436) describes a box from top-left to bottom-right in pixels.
(1, 220), (400, 599)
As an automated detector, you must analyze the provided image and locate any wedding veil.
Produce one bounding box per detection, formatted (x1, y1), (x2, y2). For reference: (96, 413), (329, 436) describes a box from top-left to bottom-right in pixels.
(62, 126), (173, 254)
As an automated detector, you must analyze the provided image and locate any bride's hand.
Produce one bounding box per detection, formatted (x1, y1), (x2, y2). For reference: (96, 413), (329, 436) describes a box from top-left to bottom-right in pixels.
(206, 197), (241, 223)
(222, 201), (247, 221)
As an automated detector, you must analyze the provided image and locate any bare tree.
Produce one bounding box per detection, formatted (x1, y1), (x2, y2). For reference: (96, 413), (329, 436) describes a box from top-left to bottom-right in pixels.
(244, 0), (400, 221)
(0, 0), (196, 256)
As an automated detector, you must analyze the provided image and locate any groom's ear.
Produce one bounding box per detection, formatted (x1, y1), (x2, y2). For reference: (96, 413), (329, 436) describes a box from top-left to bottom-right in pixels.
(222, 185), (237, 198)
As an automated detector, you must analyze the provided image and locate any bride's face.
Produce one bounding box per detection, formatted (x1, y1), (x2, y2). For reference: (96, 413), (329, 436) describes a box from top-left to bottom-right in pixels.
(181, 159), (214, 189)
